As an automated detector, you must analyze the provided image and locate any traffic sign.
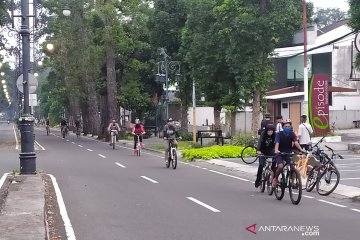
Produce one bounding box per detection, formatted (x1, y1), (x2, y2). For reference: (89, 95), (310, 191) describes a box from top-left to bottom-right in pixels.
(16, 73), (38, 94)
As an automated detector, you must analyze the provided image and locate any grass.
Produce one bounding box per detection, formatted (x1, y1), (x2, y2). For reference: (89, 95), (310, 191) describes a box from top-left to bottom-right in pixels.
(147, 141), (202, 152)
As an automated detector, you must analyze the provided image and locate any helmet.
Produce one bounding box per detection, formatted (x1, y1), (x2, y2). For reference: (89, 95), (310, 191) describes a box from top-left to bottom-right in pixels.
(167, 118), (174, 122)
(265, 123), (275, 131)
(284, 119), (292, 124)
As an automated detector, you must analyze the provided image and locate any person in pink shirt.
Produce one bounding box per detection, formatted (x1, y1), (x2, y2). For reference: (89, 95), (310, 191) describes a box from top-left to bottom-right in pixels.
(132, 118), (145, 155)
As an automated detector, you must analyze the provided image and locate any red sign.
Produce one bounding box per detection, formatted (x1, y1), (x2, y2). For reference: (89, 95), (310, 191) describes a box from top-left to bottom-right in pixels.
(309, 74), (330, 135)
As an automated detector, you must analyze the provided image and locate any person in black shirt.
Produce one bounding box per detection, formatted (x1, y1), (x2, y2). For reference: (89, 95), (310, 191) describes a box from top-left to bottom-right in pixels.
(258, 113), (273, 135)
(255, 124), (276, 188)
(163, 118), (179, 161)
(272, 119), (306, 187)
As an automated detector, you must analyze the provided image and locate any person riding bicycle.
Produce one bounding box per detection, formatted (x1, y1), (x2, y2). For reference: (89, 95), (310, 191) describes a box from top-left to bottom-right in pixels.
(255, 123), (276, 188)
(132, 118), (145, 155)
(60, 118), (68, 138)
(107, 119), (121, 146)
(163, 118), (179, 161)
(258, 113), (273, 135)
(272, 119), (306, 187)
(46, 118), (50, 127)
(74, 118), (81, 132)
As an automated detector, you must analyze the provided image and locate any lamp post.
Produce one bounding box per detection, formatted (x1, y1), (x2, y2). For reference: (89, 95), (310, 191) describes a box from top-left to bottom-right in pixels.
(303, 0), (308, 116)
(156, 48), (181, 124)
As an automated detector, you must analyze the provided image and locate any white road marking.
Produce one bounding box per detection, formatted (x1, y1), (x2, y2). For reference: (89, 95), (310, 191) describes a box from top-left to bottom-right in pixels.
(98, 154), (106, 158)
(66, 139), (70, 142)
(302, 195), (314, 199)
(202, 167), (208, 170)
(115, 162), (126, 168)
(187, 197), (221, 213)
(87, 149), (93, 152)
(339, 178), (360, 180)
(141, 176), (158, 183)
(35, 141), (46, 151)
(48, 174), (76, 240)
(336, 163), (360, 166)
(71, 142), (75, 144)
(351, 208), (360, 213)
(318, 199), (347, 208)
(208, 170), (250, 182)
(0, 173), (9, 189)
(339, 170), (360, 172)
(78, 145), (83, 148)
(13, 125), (19, 150)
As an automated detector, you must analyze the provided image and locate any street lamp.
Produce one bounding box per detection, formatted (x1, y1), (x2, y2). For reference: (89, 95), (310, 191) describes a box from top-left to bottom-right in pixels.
(63, 5), (71, 17)
(46, 43), (54, 51)
(1, 80), (5, 84)
(0, 72), (4, 76)
(156, 48), (181, 122)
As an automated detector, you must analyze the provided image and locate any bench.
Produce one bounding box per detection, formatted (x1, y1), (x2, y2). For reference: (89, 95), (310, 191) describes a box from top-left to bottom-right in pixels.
(196, 130), (224, 146)
(144, 126), (158, 137)
(353, 120), (360, 128)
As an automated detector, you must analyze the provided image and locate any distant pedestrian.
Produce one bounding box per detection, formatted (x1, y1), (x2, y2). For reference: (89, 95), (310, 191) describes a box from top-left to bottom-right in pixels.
(275, 115), (283, 133)
(297, 115), (313, 151)
(258, 113), (273, 135)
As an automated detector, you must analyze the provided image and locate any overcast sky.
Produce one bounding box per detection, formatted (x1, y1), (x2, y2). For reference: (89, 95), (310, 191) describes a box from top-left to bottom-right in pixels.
(310, 0), (349, 12)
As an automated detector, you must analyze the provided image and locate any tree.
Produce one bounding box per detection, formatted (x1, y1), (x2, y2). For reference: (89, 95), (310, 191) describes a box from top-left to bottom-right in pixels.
(314, 7), (346, 28)
(349, 0), (360, 69)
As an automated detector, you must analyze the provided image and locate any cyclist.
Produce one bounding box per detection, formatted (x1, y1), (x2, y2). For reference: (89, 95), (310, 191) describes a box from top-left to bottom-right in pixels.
(255, 123), (276, 188)
(107, 119), (121, 146)
(132, 118), (145, 155)
(75, 118), (81, 134)
(60, 118), (68, 138)
(45, 118), (50, 134)
(272, 119), (306, 187)
(258, 113), (272, 135)
(163, 118), (179, 161)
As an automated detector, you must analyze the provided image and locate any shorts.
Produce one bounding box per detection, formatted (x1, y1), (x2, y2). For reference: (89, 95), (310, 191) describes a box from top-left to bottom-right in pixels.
(274, 154), (294, 165)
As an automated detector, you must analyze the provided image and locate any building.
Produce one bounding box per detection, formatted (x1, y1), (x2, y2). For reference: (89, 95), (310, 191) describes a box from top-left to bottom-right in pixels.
(266, 20), (360, 131)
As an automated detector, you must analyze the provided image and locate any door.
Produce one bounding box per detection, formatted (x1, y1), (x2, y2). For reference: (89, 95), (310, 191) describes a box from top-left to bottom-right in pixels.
(289, 102), (301, 133)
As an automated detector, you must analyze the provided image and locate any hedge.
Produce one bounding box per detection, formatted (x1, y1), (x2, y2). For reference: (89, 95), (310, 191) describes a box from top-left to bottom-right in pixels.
(182, 145), (256, 161)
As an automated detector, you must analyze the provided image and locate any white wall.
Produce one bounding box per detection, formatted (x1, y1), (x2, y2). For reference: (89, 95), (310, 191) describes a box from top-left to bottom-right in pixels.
(234, 111), (261, 133)
(188, 107), (214, 126)
(330, 110), (360, 129)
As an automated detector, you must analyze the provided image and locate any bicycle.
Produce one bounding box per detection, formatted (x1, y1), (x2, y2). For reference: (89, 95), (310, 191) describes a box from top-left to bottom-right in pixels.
(46, 125), (50, 136)
(166, 138), (179, 169)
(258, 155), (275, 195)
(306, 144), (341, 196)
(273, 152), (302, 205)
(61, 126), (68, 139)
(75, 126), (81, 138)
(241, 136), (259, 164)
(110, 130), (117, 150)
(134, 134), (142, 156)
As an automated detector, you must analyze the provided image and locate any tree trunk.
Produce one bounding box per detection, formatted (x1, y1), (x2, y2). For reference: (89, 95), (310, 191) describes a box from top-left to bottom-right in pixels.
(100, 95), (109, 140)
(214, 106), (221, 130)
(106, 44), (119, 123)
(251, 90), (261, 134)
(81, 102), (90, 136)
(180, 103), (188, 132)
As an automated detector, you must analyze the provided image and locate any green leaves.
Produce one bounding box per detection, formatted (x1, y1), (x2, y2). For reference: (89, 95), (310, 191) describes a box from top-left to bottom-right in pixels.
(182, 145), (253, 161)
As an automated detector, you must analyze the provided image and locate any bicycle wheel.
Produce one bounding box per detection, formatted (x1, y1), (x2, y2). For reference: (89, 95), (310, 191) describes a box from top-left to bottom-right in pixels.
(241, 146), (258, 164)
(316, 164), (340, 196)
(266, 171), (273, 195)
(137, 143), (141, 156)
(274, 172), (285, 200)
(289, 169), (302, 205)
(305, 167), (319, 192)
(260, 171), (266, 193)
(172, 149), (177, 169)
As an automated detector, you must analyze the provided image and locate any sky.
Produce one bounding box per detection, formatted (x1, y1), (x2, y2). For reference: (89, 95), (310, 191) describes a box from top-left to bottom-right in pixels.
(309, 0), (350, 12)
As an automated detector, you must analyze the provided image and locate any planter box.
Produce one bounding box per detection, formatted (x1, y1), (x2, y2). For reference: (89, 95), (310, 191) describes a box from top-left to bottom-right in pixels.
(311, 136), (342, 143)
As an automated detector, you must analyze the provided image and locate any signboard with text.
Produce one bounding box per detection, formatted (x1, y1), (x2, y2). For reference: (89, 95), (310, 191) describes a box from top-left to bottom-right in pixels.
(309, 74), (330, 135)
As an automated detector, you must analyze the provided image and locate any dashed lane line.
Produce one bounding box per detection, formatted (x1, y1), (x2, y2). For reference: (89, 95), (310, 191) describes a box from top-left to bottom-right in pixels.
(302, 195), (315, 199)
(87, 149), (93, 152)
(351, 208), (360, 213)
(71, 142), (75, 144)
(78, 145), (83, 148)
(339, 178), (360, 180)
(317, 199), (347, 208)
(141, 176), (159, 184)
(115, 162), (126, 168)
(187, 197), (221, 213)
(98, 154), (106, 158)
(208, 170), (250, 182)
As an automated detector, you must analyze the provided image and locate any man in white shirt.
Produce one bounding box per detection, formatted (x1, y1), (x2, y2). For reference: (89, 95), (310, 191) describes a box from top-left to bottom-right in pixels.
(275, 115), (283, 133)
(297, 115), (313, 150)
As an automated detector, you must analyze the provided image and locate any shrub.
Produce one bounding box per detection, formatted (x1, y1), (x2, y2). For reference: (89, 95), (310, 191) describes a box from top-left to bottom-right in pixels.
(182, 145), (254, 161)
(231, 133), (255, 147)
(178, 131), (194, 141)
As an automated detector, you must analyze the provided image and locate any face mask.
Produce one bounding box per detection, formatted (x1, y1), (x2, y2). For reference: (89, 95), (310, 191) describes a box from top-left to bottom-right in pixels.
(283, 127), (291, 134)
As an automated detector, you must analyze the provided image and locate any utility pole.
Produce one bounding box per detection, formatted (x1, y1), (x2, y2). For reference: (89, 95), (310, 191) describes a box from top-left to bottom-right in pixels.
(192, 80), (196, 143)
(303, 0), (309, 116)
(19, 0), (36, 173)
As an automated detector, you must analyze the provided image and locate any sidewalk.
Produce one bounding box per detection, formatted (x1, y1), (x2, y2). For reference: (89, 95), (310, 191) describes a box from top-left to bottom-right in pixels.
(0, 174), (45, 240)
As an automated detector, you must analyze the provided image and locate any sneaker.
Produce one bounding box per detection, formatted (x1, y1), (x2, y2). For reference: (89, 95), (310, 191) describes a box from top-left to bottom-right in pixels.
(272, 178), (278, 188)
(254, 181), (261, 188)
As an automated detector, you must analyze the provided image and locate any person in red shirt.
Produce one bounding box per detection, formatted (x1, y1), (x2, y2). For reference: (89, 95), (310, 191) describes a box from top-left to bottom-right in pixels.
(132, 118), (145, 155)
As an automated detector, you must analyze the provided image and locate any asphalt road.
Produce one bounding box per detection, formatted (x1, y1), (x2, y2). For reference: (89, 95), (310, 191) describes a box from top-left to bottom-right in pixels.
(1, 123), (360, 240)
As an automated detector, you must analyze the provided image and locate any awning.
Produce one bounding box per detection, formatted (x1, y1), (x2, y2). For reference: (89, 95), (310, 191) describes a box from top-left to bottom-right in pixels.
(265, 92), (304, 100)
